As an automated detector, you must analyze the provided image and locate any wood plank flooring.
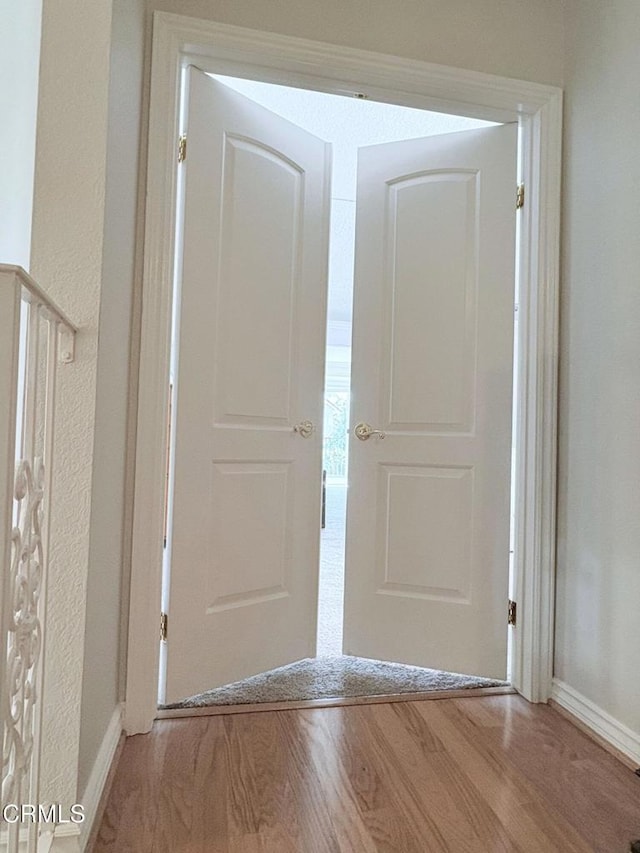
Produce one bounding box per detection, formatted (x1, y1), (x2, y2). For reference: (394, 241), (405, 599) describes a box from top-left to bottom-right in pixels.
(93, 694), (640, 852)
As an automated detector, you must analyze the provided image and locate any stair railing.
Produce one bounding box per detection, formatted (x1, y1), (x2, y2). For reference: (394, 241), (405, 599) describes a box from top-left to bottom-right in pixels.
(0, 265), (76, 853)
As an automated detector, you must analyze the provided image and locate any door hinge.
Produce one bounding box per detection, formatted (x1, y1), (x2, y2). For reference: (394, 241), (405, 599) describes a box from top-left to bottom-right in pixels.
(160, 612), (168, 642)
(508, 600), (517, 626)
(516, 184), (525, 210)
(178, 134), (187, 164)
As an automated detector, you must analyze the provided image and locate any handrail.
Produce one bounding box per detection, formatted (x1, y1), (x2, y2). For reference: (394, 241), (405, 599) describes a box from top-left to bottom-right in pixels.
(0, 265), (78, 852)
(0, 264), (77, 363)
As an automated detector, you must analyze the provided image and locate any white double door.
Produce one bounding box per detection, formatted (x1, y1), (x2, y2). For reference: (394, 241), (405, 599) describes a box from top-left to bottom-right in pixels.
(164, 69), (516, 704)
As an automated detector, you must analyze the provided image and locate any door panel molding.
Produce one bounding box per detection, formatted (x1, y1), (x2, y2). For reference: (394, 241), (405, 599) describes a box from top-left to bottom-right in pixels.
(377, 464), (474, 604)
(384, 168), (479, 433)
(124, 12), (562, 733)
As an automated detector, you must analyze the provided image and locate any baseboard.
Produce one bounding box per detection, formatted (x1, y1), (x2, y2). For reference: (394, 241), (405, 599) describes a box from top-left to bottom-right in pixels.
(551, 678), (640, 767)
(78, 704), (124, 851)
(48, 825), (82, 853)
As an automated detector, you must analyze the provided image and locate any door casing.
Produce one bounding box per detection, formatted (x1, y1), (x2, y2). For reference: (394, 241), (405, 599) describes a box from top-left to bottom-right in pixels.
(124, 11), (562, 734)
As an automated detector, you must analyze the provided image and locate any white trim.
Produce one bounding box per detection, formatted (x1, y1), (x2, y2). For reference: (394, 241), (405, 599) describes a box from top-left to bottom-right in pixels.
(158, 13), (559, 120)
(552, 678), (640, 766)
(125, 12), (563, 733)
(46, 825), (81, 853)
(77, 703), (123, 851)
(509, 93), (563, 703)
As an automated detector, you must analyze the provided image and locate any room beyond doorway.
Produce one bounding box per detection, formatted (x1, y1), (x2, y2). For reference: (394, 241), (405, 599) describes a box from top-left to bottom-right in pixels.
(317, 478), (347, 656)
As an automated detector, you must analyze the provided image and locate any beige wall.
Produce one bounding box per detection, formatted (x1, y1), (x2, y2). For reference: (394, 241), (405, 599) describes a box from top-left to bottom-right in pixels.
(149, 0), (565, 86)
(77, 0), (146, 797)
(30, 0), (113, 808)
(555, 0), (640, 734)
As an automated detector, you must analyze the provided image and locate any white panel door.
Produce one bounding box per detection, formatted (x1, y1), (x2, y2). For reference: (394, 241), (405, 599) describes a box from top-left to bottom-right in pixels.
(165, 70), (331, 703)
(344, 124), (517, 679)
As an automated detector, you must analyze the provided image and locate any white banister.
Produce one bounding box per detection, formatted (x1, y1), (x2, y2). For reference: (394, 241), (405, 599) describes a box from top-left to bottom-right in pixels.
(0, 265), (76, 853)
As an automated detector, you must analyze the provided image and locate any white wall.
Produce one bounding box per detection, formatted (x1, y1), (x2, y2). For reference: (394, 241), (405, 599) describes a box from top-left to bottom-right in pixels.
(0, 0), (42, 267)
(555, 0), (640, 735)
(78, 0), (146, 798)
(29, 0), (114, 809)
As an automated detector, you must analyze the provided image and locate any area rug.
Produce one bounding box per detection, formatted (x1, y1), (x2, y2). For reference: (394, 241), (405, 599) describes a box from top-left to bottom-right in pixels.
(161, 656), (507, 709)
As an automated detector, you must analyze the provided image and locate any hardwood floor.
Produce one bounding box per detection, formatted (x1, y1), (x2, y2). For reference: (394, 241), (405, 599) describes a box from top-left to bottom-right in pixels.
(93, 694), (640, 852)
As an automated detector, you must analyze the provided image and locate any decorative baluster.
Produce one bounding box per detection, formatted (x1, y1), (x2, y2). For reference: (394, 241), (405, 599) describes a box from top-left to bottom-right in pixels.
(0, 268), (75, 853)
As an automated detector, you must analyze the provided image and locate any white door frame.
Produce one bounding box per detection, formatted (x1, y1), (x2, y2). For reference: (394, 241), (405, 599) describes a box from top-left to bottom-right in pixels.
(124, 10), (562, 734)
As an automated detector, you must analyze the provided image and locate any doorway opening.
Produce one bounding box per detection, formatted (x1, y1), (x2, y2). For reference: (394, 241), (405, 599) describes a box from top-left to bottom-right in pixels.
(205, 74), (506, 664)
(125, 17), (562, 734)
(158, 68), (520, 710)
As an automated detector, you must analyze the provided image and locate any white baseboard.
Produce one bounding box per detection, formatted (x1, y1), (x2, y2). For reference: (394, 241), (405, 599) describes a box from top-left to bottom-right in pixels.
(47, 825), (81, 853)
(551, 678), (640, 766)
(78, 703), (124, 851)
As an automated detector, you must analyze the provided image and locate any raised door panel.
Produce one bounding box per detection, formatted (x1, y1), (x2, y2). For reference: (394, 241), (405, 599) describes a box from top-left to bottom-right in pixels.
(378, 464), (473, 603)
(206, 462), (292, 612)
(386, 171), (478, 432)
(214, 136), (303, 426)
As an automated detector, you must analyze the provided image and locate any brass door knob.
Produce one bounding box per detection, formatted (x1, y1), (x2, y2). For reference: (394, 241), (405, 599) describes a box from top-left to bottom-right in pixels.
(354, 422), (386, 441)
(293, 420), (315, 438)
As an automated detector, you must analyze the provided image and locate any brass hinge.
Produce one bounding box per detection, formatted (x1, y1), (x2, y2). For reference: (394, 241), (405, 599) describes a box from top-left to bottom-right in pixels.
(178, 134), (187, 164)
(508, 600), (517, 626)
(516, 184), (525, 210)
(160, 612), (168, 642)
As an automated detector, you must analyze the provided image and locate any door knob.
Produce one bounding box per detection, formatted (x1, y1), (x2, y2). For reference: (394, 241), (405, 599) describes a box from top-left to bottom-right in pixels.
(354, 422), (386, 441)
(293, 420), (315, 438)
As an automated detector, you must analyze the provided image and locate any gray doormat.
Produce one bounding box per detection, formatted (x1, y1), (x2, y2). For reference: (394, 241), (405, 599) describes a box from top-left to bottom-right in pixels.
(161, 655), (507, 710)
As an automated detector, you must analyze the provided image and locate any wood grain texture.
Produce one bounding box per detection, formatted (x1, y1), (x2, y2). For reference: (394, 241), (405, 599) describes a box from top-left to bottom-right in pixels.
(93, 695), (640, 852)
(83, 733), (126, 852)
